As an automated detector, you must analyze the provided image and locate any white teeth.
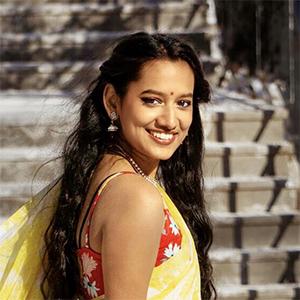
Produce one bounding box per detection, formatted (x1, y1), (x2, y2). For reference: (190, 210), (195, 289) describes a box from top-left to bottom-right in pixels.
(150, 131), (173, 140)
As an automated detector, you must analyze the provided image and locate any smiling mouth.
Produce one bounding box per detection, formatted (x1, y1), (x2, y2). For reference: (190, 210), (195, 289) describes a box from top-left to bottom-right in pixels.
(146, 130), (177, 141)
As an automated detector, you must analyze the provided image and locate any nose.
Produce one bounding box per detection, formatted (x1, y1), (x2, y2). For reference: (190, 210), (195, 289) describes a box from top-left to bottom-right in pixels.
(156, 106), (177, 131)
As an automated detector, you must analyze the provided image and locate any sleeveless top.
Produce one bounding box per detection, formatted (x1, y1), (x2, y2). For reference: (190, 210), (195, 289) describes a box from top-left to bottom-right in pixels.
(76, 172), (183, 299)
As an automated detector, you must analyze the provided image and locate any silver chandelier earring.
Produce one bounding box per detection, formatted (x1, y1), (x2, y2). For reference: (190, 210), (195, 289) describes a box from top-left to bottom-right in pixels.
(107, 111), (118, 132)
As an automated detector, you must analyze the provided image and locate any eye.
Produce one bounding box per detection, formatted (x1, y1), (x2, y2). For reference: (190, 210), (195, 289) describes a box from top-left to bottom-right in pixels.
(141, 97), (161, 105)
(177, 99), (192, 108)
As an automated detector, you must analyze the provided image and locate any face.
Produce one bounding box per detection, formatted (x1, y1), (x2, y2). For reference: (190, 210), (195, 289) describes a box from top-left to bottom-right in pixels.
(113, 59), (194, 164)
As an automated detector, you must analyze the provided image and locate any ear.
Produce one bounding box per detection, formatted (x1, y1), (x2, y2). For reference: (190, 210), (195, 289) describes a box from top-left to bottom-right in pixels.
(103, 83), (121, 117)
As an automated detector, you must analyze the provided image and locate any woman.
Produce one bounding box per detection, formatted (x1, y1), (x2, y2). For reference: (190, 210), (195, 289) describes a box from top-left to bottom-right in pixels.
(0, 32), (215, 299)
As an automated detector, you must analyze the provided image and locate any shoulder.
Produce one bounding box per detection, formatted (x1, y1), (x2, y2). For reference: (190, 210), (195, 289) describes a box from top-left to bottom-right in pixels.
(100, 173), (164, 225)
(99, 174), (165, 298)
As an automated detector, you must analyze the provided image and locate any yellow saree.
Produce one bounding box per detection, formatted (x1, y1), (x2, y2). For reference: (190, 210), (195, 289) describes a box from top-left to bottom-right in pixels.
(0, 178), (61, 299)
(0, 175), (201, 299)
(147, 182), (201, 299)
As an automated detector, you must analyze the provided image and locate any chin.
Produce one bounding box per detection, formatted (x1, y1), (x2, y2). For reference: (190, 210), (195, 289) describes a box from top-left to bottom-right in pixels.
(148, 148), (178, 161)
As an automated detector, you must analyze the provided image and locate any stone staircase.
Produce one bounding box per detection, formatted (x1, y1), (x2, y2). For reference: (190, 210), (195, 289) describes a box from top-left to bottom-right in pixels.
(202, 91), (300, 299)
(0, 1), (299, 299)
(0, 0), (220, 91)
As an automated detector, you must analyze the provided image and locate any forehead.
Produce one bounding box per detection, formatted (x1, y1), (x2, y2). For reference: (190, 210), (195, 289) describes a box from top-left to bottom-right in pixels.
(128, 59), (195, 94)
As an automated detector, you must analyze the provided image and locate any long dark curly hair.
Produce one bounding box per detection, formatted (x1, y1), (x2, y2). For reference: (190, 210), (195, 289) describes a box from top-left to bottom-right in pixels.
(41, 31), (216, 299)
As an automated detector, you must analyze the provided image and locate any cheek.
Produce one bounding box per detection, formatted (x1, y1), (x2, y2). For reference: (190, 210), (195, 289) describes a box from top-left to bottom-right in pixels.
(120, 105), (155, 128)
(181, 111), (193, 131)
(119, 106), (144, 132)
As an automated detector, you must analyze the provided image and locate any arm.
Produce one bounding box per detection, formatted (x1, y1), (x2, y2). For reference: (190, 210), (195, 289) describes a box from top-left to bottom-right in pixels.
(100, 175), (165, 300)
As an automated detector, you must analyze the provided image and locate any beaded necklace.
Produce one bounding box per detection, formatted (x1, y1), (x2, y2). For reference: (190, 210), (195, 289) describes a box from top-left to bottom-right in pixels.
(87, 146), (158, 188)
(127, 156), (158, 185)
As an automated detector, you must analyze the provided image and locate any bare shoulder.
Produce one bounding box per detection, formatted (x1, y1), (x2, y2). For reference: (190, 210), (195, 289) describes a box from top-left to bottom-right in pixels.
(100, 173), (164, 219)
(100, 174), (165, 298)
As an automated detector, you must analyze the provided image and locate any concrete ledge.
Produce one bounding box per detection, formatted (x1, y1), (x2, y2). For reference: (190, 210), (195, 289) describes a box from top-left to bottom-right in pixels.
(204, 141), (298, 178)
(0, 1), (210, 34)
(0, 146), (60, 162)
(0, 91), (77, 125)
(0, 0), (146, 3)
(206, 141), (294, 156)
(217, 283), (300, 300)
(0, 30), (212, 61)
(0, 57), (218, 90)
(211, 247), (300, 263)
(212, 211), (300, 226)
(205, 176), (299, 190)
(201, 89), (288, 121)
(0, 181), (52, 198)
(212, 211), (300, 249)
(212, 247), (300, 285)
(206, 176), (299, 213)
(0, 2), (208, 16)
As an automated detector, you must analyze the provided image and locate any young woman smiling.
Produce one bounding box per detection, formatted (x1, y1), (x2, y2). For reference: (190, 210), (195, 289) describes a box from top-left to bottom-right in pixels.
(0, 32), (216, 300)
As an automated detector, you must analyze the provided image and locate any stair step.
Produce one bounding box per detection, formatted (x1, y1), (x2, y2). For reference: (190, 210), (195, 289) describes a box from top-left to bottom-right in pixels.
(217, 283), (300, 300)
(0, 56), (219, 91)
(212, 211), (300, 249)
(0, 179), (54, 218)
(0, 90), (75, 123)
(0, 30), (212, 62)
(204, 141), (298, 178)
(202, 89), (288, 142)
(0, 180), (55, 198)
(211, 247), (300, 286)
(0, 91), (75, 147)
(0, 146), (62, 183)
(0, 90), (75, 125)
(205, 176), (299, 213)
(0, 0), (180, 3)
(0, 2), (209, 33)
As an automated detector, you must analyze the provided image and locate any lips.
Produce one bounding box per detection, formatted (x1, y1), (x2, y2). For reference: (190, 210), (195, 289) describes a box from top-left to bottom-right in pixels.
(146, 129), (177, 145)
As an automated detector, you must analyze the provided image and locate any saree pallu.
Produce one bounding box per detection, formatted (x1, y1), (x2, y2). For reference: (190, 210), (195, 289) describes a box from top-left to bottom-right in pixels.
(147, 183), (201, 300)
(0, 178), (61, 299)
(0, 177), (201, 299)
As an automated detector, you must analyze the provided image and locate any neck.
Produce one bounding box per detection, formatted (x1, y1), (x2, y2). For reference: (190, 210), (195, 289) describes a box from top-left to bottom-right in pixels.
(130, 155), (159, 178)
(113, 141), (159, 179)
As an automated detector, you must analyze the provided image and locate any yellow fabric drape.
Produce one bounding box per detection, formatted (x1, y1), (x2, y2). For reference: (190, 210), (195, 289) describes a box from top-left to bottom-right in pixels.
(0, 178), (61, 299)
(147, 183), (201, 300)
(0, 175), (201, 299)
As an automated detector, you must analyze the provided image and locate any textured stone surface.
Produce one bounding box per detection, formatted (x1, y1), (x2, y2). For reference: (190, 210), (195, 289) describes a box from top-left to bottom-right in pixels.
(0, 31), (211, 62)
(212, 212), (300, 249)
(217, 283), (300, 300)
(212, 248), (300, 285)
(0, 152), (62, 182)
(206, 187), (299, 213)
(201, 92), (288, 143)
(204, 142), (297, 178)
(0, 2), (208, 33)
(205, 176), (299, 213)
(1, 125), (69, 147)
(204, 118), (285, 143)
(0, 61), (98, 90)
(0, 0), (182, 3)
(0, 57), (219, 90)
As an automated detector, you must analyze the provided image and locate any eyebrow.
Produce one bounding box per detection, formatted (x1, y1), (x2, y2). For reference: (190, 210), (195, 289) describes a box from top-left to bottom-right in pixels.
(140, 89), (193, 98)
